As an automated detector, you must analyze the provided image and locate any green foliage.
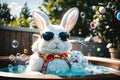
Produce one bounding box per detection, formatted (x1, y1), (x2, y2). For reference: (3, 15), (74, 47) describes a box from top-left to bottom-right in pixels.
(91, 0), (120, 48)
(9, 2), (32, 27)
(0, 3), (11, 25)
(9, 17), (30, 27)
(20, 2), (31, 19)
(40, 0), (92, 37)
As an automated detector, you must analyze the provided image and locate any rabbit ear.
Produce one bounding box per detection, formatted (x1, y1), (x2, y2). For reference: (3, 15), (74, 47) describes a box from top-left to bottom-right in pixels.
(60, 7), (79, 33)
(33, 11), (50, 32)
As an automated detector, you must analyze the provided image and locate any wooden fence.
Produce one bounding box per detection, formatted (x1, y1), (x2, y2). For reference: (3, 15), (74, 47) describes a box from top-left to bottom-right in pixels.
(0, 25), (39, 56)
(0, 25), (109, 57)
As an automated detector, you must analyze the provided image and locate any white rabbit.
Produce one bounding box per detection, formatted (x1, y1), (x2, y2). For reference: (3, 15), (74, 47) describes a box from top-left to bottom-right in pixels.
(70, 51), (88, 72)
(26, 7), (79, 75)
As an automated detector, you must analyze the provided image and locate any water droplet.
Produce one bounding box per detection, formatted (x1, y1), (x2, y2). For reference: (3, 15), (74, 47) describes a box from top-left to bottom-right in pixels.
(9, 55), (15, 61)
(11, 40), (19, 48)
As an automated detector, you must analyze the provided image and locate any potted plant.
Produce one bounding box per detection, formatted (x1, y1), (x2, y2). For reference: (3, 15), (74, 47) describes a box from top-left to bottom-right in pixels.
(89, 2), (120, 59)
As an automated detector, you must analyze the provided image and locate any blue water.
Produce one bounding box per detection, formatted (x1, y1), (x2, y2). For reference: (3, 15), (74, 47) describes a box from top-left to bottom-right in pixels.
(0, 64), (119, 76)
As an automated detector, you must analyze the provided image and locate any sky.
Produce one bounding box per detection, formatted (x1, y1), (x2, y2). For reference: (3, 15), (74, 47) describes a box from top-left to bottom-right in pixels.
(0, 0), (43, 17)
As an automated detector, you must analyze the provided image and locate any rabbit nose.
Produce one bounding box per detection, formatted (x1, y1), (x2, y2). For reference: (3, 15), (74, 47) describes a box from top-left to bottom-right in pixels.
(55, 43), (59, 46)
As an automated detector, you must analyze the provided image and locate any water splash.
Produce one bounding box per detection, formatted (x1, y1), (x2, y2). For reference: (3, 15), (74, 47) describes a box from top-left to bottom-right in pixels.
(17, 65), (26, 73)
(8, 64), (13, 72)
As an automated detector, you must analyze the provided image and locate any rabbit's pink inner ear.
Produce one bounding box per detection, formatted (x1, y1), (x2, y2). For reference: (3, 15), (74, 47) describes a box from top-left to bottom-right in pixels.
(33, 12), (45, 32)
(65, 11), (78, 33)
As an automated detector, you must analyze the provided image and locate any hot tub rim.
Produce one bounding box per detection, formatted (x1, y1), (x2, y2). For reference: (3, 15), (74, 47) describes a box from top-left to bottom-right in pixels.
(0, 56), (120, 79)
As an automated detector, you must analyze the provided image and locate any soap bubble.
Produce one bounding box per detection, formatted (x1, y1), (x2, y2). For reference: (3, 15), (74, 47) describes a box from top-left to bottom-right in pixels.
(111, 5), (117, 11)
(90, 21), (96, 29)
(97, 48), (101, 52)
(9, 54), (15, 61)
(80, 12), (86, 19)
(17, 65), (25, 73)
(99, 7), (106, 14)
(20, 54), (27, 61)
(93, 30), (98, 35)
(116, 11), (120, 21)
(16, 53), (21, 59)
(23, 49), (28, 54)
(107, 2), (112, 8)
(105, 25), (110, 29)
(114, 10), (119, 17)
(8, 64), (13, 72)
(11, 40), (19, 48)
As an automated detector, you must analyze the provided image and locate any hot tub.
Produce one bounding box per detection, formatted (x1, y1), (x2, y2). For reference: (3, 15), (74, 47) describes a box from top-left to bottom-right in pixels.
(0, 56), (120, 80)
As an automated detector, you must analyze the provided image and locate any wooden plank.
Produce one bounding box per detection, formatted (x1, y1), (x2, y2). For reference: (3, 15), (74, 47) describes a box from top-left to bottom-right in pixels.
(15, 31), (22, 54)
(4, 30), (11, 56)
(28, 32), (33, 55)
(21, 32), (28, 54)
(0, 29), (5, 56)
(9, 30), (16, 55)
(26, 32), (30, 55)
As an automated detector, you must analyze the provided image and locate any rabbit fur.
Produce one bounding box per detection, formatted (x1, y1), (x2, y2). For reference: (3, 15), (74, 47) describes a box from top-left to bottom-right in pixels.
(26, 7), (79, 75)
(69, 51), (88, 72)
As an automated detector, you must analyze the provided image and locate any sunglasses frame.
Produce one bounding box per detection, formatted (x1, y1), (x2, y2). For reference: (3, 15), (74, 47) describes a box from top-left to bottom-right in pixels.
(41, 31), (70, 41)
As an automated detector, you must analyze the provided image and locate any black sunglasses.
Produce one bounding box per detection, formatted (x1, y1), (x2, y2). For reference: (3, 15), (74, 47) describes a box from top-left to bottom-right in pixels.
(42, 32), (70, 41)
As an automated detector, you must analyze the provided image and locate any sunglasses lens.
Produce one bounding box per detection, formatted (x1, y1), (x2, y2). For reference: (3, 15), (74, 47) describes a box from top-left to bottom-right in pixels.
(42, 32), (54, 41)
(59, 32), (69, 41)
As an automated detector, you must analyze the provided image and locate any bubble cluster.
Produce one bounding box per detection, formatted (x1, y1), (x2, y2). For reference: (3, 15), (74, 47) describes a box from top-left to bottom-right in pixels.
(9, 53), (28, 63)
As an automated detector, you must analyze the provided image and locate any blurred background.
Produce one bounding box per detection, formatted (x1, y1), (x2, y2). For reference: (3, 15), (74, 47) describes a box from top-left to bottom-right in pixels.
(0, 0), (120, 58)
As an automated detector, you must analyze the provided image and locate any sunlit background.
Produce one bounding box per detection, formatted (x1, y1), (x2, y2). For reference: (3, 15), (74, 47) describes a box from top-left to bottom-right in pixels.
(0, 0), (120, 58)
(0, 0), (43, 17)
